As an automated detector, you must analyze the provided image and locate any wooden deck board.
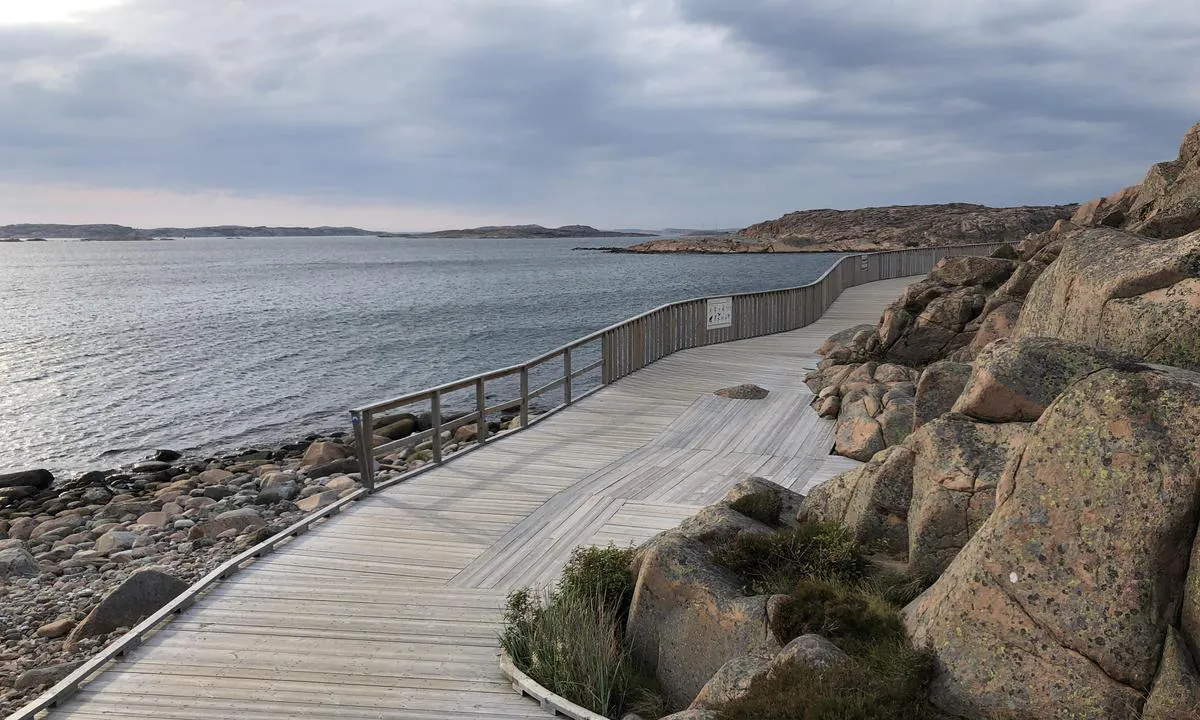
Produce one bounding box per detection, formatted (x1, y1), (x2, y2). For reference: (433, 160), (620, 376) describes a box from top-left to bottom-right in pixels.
(43, 277), (910, 720)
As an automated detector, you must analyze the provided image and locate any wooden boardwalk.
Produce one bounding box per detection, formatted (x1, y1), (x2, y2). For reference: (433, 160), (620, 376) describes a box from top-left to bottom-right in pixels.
(44, 277), (913, 720)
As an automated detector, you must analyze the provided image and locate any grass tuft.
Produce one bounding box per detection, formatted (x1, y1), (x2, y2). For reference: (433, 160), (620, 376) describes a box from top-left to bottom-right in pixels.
(557, 544), (638, 615)
(858, 570), (935, 607)
(768, 578), (905, 651)
(499, 545), (663, 717)
(727, 491), (783, 527)
(710, 520), (868, 595)
(718, 638), (944, 720)
(704, 520), (947, 719)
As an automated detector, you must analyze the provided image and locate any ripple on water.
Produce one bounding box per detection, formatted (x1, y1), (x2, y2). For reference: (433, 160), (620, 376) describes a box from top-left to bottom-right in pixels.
(0, 236), (846, 474)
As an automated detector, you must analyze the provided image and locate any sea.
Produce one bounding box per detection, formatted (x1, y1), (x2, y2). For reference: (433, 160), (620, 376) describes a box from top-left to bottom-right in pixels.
(0, 236), (846, 475)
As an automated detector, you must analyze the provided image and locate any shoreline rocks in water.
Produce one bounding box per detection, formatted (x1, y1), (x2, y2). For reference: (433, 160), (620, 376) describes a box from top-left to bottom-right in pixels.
(0, 406), (537, 715)
(0, 444), (350, 713)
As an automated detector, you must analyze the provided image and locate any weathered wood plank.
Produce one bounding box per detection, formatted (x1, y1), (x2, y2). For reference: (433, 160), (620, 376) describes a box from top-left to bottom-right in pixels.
(44, 276), (916, 720)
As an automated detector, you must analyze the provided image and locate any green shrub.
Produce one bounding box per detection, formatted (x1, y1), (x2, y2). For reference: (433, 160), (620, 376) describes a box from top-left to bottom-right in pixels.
(858, 570), (934, 607)
(500, 587), (538, 670)
(728, 491), (783, 527)
(768, 579), (904, 650)
(557, 544), (637, 616)
(711, 521), (868, 595)
(499, 545), (663, 717)
(712, 522), (948, 719)
(501, 589), (641, 716)
(718, 638), (943, 720)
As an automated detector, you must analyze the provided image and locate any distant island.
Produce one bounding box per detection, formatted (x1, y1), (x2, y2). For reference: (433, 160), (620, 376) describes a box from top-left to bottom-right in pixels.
(0, 224), (386, 239)
(79, 236), (174, 242)
(391, 224), (656, 239)
(0, 223), (655, 240)
(612, 203), (1077, 253)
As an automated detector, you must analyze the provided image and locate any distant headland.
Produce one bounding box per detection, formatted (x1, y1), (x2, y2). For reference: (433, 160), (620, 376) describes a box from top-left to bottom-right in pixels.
(389, 224), (656, 238)
(611, 203), (1077, 254)
(0, 224), (384, 239)
(0, 223), (656, 240)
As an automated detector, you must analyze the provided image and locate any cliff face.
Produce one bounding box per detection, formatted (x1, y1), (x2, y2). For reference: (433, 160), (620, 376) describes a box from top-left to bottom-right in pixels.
(621, 203), (1076, 253)
(1070, 123), (1200, 239)
(735, 203), (1077, 251)
(798, 121), (1200, 720)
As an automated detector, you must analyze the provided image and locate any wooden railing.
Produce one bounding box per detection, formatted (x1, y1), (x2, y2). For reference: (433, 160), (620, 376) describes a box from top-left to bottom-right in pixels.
(349, 242), (1012, 491)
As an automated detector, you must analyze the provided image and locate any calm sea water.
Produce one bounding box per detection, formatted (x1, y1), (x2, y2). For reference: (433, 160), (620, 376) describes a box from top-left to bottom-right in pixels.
(0, 237), (845, 474)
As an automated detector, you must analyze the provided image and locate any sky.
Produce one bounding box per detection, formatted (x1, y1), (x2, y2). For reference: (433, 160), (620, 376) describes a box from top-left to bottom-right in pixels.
(0, 0), (1196, 231)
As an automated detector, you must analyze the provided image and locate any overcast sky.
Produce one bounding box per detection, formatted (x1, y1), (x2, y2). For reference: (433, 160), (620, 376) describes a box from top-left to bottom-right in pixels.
(0, 0), (1196, 230)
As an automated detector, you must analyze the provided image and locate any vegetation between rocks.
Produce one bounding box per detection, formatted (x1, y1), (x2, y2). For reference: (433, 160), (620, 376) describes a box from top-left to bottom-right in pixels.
(710, 520), (867, 595)
(500, 545), (665, 718)
(726, 491), (783, 527)
(719, 638), (941, 720)
(708, 521), (943, 719)
(499, 519), (943, 719)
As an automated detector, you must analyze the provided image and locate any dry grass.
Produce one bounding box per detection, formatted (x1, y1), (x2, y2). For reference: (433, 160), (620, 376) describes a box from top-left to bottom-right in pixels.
(499, 544), (665, 718)
(710, 520), (868, 595)
(707, 522), (945, 720)
(727, 491), (784, 527)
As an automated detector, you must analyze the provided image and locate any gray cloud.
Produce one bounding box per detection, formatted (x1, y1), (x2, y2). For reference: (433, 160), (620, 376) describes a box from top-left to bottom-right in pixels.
(677, 1), (1198, 162)
(0, 0), (1196, 228)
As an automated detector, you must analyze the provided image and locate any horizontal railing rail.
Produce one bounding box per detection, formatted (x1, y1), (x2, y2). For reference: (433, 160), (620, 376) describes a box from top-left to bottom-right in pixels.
(349, 241), (1013, 491)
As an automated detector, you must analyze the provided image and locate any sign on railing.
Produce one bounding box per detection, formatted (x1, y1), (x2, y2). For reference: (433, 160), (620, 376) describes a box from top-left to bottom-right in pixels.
(706, 297), (732, 330)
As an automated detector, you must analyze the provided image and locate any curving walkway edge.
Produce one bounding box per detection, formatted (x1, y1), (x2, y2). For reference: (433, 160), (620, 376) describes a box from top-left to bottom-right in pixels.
(26, 276), (916, 720)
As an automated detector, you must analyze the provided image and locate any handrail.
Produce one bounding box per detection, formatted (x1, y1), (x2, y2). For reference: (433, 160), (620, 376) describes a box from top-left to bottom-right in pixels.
(349, 241), (1013, 491)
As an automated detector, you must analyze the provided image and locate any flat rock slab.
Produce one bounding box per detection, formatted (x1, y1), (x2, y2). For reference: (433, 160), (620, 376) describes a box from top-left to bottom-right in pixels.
(14, 661), (84, 691)
(714, 384), (770, 400)
(0, 469), (53, 490)
(67, 569), (189, 644)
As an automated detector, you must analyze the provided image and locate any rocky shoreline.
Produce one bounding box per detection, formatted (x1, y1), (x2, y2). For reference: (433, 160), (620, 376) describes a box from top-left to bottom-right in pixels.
(613, 204), (1076, 254)
(0, 409), (533, 714)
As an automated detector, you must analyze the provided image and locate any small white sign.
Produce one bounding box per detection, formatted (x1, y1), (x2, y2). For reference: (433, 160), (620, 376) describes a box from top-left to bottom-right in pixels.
(707, 297), (732, 330)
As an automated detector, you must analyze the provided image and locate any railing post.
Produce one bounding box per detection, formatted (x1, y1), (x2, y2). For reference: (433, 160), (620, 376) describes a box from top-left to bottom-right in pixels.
(601, 333), (611, 384)
(519, 366), (530, 427)
(476, 378), (488, 444)
(350, 409), (375, 493)
(635, 319), (645, 370)
(431, 390), (443, 464)
(563, 348), (573, 406)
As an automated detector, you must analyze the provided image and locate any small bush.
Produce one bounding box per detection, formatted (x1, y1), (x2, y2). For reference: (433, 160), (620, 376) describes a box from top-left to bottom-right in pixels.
(719, 638), (943, 720)
(712, 521), (868, 595)
(501, 589), (640, 716)
(768, 579), (904, 650)
(499, 544), (663, 717)
(728, 491), (783, 527)
(710, 520), (948, 719)
(858, 570), (934, 607)
(557, 544), (637, 616)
